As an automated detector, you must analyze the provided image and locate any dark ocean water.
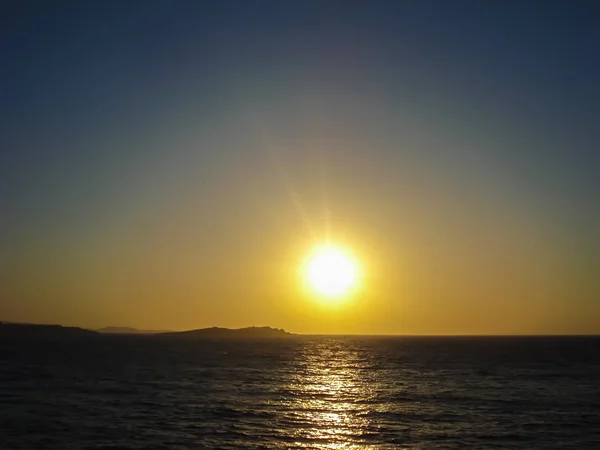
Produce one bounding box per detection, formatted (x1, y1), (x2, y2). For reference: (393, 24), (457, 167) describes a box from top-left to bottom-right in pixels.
(1, 336), (599, 449)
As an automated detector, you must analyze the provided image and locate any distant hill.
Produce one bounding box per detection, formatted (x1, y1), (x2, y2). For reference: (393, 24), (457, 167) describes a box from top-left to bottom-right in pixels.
(97, 327), (172, 334)
(161, 326), (293, 339)
(0, 322), (98, 339)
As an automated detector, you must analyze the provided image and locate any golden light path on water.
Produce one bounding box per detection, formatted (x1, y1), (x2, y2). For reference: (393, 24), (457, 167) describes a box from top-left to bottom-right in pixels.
(286, 343), (369, 448)
(273, 340), (404, 450)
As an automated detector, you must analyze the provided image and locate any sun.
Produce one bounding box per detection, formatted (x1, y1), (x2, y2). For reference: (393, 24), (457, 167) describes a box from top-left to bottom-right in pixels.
(304, 245), (359, 299)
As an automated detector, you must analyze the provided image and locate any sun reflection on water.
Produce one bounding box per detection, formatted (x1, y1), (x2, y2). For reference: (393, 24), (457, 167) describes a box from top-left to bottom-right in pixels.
(280, 340), (378, 449)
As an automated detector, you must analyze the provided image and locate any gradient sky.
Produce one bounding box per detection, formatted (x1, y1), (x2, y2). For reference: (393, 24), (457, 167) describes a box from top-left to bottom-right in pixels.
(2, 1), (598, 334)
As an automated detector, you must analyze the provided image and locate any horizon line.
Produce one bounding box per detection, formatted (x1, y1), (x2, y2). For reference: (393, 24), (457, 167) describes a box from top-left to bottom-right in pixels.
(2, 321), (598, 337)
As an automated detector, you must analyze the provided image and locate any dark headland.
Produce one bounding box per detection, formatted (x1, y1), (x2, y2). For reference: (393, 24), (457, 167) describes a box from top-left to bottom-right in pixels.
(0, 322), (98, 339)
(0, 322), (292, 340)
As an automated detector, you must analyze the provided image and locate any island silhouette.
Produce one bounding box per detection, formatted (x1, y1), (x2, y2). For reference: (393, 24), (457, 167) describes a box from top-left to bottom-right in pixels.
(0, 322), (293, 339)
(161, 326), (292, 339)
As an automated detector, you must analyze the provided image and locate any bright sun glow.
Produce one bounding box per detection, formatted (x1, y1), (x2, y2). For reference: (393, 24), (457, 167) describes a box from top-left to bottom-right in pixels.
(305, 245), (359, 298)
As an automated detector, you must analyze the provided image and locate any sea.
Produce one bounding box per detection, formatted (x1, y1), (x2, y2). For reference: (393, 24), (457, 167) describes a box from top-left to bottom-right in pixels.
(1, 336), (599, 449)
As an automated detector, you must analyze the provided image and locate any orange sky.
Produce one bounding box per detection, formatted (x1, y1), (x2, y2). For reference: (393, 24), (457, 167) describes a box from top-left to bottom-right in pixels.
(5, 128), (597, 334)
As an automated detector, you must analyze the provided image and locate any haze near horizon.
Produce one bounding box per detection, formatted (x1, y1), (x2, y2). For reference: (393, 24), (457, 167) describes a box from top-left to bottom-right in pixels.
(2, 1), (598, 335)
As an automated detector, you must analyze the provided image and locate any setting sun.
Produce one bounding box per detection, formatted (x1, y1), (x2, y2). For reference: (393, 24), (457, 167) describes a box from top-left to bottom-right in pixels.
(304, 245), (359, 299)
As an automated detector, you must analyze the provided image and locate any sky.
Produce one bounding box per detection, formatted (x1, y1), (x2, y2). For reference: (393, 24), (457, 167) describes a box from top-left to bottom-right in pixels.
(1, 0), (598, 334)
